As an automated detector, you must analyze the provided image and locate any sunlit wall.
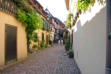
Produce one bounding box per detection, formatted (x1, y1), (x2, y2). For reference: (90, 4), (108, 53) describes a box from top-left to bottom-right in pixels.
(71, 1), (106, 74)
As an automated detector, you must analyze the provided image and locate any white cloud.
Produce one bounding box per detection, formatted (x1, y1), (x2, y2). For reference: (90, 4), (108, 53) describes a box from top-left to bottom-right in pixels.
(37, 0), (69, 22)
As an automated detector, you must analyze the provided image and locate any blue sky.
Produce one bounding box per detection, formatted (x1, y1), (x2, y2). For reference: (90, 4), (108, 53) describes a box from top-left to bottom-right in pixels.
(37, 0), (69, 22)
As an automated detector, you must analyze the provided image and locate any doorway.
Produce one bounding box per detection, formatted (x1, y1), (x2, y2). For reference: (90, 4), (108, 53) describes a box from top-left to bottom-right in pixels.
(5, 24), (17, 63)
(46, 35), (49, 44)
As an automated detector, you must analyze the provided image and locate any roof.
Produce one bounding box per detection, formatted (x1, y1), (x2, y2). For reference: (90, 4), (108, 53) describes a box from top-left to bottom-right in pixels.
(34, 0), (43, 9)
(54, 17), (65, 28)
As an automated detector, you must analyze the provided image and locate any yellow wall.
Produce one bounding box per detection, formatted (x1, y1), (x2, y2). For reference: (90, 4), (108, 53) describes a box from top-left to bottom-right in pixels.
(30, 29), (50, 49)
(0, 11), (27, 66)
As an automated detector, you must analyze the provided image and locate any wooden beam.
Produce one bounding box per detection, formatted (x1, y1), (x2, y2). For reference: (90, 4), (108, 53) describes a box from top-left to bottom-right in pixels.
(65, 0), (69, 10)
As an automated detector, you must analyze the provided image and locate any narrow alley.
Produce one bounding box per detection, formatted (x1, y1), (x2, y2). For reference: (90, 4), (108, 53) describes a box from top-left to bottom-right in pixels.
(2, 45), (79, 74)
(0, 0), (108, 74)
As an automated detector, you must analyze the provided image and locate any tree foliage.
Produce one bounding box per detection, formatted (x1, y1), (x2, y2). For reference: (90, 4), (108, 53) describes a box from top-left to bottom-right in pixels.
(66, 13), (72, 28)
(77, 0), (105, 11)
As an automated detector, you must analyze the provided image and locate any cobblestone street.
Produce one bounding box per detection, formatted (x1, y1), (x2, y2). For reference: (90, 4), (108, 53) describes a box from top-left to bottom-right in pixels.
(2, 45), (79, 74)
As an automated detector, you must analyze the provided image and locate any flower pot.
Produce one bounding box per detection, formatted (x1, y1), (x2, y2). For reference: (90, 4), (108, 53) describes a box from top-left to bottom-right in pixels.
(65, 48), (69, 51)
(68, 52), (74, 58)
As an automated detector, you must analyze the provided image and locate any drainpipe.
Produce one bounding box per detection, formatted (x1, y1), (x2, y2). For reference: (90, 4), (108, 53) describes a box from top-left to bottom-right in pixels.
(106, 0), (111, 74)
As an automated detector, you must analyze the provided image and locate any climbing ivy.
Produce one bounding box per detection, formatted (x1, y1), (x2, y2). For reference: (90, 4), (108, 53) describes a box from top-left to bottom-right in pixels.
(66, 13), (72, 29)
(13, 0), (32, 13)
(16, 9), (43, 49)
(77, 0), (95, 11)
(32, 32), (39, 42)
(13, 0), (44, 49)
(76, 0), (104, 11)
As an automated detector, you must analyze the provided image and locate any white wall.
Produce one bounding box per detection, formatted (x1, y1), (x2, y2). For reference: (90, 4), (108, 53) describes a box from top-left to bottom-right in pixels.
(72, 5), (106, 74)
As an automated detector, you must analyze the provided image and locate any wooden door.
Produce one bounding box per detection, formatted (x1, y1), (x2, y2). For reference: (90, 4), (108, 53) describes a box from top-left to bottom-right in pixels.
(5, 24), (17, 63)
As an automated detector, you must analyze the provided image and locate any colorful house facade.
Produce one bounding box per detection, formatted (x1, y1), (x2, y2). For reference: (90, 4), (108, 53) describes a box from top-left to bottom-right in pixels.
(29, 0), (53, 49)
(30, 20), (51, 50)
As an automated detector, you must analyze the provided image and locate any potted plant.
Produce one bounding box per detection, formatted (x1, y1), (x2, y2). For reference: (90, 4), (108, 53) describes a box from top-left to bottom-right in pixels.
(68, 48), (74, 58)
(65, 35), (70, 51)
(32, 45), (38, 49)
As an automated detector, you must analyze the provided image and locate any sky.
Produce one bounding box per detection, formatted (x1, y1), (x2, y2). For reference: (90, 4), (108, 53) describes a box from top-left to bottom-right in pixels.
(37, 0), (69, 22)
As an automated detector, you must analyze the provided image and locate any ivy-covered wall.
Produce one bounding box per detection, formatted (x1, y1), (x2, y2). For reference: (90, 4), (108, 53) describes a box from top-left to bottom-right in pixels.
(13, 0), (45, 50)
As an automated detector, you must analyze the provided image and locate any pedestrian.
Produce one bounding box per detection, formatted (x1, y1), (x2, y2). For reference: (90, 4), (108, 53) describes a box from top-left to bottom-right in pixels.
(59, 37), (63, 45)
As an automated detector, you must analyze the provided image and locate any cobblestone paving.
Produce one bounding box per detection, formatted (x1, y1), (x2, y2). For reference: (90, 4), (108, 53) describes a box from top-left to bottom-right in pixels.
(2, 45), (80, 74)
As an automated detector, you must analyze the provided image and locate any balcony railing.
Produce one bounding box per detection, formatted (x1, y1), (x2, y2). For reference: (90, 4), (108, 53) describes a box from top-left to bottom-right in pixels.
(0, 0), (17, 15)
(29, 0), (34, 5)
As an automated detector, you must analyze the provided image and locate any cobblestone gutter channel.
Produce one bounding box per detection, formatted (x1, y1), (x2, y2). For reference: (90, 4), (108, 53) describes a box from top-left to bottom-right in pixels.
(1, 45), (80, 74)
